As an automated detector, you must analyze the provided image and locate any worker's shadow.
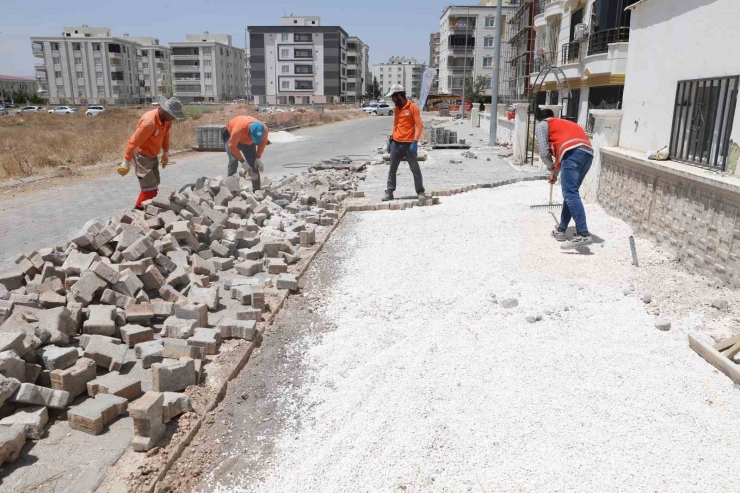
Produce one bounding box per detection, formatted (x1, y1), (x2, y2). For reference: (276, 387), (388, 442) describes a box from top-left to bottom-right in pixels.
(560, 228), (604, 255)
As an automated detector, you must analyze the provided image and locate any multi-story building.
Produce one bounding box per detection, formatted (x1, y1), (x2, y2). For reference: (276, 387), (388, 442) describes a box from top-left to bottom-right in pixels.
(123, 36), (171, 102)
(0, 76), (38, 102)
(31, 26), (143, 105)
(429, 33), (441, 93)
(169, 33), (245, 103)
(528, 0), (637, 130)
(372, 57), (425, 99)
(248, 16), (352, 105)
(244, 48), (252, 101)
(347, 36), (369, 102)
(438, 3), (518, 99)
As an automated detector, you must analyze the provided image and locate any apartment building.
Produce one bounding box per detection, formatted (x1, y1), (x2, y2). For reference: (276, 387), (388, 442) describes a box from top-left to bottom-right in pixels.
(31, 26), (142, 105)
(429, 33), (440, 93)
(124, 36), (171, 102)
(170, 33), (245, 103)
(0, 76), (38, 102)
(528, 0), (638, 130)
(438, 3), (518, 99)
(248, 16), (351, 105)
(347, 36), (369, 102)
(372, 57), (425, 99)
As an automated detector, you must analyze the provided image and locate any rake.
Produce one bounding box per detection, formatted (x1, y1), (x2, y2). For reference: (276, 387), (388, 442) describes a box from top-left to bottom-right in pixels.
(530, 183), (563, 210)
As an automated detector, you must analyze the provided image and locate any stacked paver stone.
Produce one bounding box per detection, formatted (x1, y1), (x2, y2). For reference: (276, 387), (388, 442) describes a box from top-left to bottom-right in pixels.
(0, 168), (363, 460)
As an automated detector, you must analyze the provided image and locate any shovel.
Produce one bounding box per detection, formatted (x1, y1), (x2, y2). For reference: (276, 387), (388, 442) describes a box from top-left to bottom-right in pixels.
(530, 182), (563, 210)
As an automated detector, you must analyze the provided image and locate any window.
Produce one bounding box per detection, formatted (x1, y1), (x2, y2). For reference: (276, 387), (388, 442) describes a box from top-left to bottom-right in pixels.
(76, 71), (83, 79)
(296, 80), (313, 90)
(204, 60), (212, 67)
(294, 33), (312, 42)
(93, 43), (101, 51)
(72, 42), (81, 51)
(295, 65), (312, 74)
(53, 57), (61, 65)
(205, 73), (212, 79)
(51, 43), (59, 50)
(281, 49), (290, 58)
(485, 17), (495, 27)
(95, 58), (102, 67)
(97, 85), (104, 94)
(205, 85), (213, 92)
(294, 49), (312, 59)
(281, 33), (289, 41)
(281, 80), (290, 89)
(111, 72), (124, 81)
(483, 57), (493, 67)
(203, 47), (211, 54)
(54, 71), (62, 79)
(670, 76), (739, 169)
(143, 74), (150, 80)
(282, 65), (290, 74)
(484, 37), (494, 48)
(56, 84), (64, 93)
(96, 71), (103, 80)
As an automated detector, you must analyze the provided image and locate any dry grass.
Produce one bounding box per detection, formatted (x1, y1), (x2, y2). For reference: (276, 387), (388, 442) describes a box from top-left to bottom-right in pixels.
(0, 104), (366, 181)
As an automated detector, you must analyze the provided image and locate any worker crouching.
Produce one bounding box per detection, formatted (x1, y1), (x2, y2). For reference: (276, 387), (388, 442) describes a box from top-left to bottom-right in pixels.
(118, 96), (185, 209)
(222, 115), (269, 191)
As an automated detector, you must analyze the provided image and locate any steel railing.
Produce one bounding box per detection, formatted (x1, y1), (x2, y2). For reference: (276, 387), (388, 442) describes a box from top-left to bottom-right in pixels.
(561, 41), (581, 64)
(587, 27), (629, 56)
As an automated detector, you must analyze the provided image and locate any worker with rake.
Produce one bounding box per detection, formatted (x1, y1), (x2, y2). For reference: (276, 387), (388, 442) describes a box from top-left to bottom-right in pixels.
(118, 96), (185, 209)
(535, 108), (594, 249)
(222, 115), (268, 191)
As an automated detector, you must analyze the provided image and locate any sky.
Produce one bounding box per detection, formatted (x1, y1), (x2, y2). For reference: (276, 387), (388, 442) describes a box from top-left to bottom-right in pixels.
(0, 0), (457, 77)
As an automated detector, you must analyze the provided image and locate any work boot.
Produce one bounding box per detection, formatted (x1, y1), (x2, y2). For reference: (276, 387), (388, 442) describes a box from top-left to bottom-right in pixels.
(382, 191), (393, 201)
(418, 193), (426, 201)
(551, 227), (566, 242)
(560, 233), (593, 250)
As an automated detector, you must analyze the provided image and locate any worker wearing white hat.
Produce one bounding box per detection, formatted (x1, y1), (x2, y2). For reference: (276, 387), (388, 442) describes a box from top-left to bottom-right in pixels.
(383, 84), (425, 202)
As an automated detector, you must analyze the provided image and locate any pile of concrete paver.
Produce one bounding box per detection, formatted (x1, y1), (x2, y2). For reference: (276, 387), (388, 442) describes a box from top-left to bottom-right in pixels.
(0, 169), (363, 463)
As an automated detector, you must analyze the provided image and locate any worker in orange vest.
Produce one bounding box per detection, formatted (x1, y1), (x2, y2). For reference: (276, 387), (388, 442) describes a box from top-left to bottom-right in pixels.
(535, 108), (594, 249)
(118, 96), (185, 209)
(222, 115), (268, 190)
(382, 84), (425, 202)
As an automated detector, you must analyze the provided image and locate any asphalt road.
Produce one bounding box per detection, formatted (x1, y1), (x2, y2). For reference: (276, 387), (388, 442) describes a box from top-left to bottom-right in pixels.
(0, 115), (392, 273)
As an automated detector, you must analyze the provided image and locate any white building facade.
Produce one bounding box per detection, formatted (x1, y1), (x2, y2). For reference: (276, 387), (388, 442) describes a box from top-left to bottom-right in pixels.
(124, 36), (171, 102)
(31, 26), (143, 105)
(347, 36), (369, 102)
(245, 48), (252, 101)
(248, 16), (351, 105)
(372, 57), (425, 99)
(170, 33), (246, 103)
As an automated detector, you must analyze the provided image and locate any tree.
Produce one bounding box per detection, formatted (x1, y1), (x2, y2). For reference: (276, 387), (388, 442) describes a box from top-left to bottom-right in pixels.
(463, 75), (488, 104)
(371, 76), (381, 100)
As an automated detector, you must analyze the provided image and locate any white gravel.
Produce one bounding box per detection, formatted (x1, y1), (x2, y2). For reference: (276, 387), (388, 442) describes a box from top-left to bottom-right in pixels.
(217, 182), (740, 492)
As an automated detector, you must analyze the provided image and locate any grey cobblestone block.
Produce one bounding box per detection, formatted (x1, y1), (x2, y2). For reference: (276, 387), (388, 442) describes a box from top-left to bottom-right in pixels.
(83, 335), (127, 371)
(37, 345), (78, 371)
(0, 350), (27, 381)
(71, 271), (108, 306)
(187, 328), (221, 355)
(120, 324), (154, 347)
(134, 340), (164, 369)
(125, 303), (155, 325)
(0, 425), (26, 464)
(87, 371), (142, 401)
(68, 393), (127, 435)
(130, 391), (165, 452)
(0, 406), (48, 440)
(174, 303), (208, 328)
(151, 358), (195, 392)
(50, 357), (96, 400)
(83, 305), (116, 336)
(217, 319), (257, 340)
(163, 317), (198, 339)
(162, 338), (204, 360)
(11, 383), (69, 408)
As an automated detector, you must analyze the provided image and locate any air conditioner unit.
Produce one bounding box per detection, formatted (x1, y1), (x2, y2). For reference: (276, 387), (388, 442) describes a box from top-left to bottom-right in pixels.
(574, 23), (589, 41)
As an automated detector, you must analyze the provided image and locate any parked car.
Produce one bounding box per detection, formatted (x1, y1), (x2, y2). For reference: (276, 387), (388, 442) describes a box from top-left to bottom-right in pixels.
(362, 102), (380, 114)
(373, 103), (394, 116)
(16, 106), (44, 114)
(48, 106), (77, 115)
(85, 105), (106, 116)
(0, 107), (7, 116)
(4, 103), (15, 108)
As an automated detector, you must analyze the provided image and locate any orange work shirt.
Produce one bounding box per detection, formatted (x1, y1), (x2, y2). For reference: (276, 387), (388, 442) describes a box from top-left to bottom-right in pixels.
(124, 109), (171, 162)
(392, 100), (423, 143)
(226, 116), (269, 162)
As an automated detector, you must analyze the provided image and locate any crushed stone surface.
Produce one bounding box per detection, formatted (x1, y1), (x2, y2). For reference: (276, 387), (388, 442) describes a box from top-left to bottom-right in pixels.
(196, 181), (740, 492)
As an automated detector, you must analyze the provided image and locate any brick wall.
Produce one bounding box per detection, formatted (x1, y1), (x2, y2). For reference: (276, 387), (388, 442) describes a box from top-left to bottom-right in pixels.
(599, 149), (740, 287)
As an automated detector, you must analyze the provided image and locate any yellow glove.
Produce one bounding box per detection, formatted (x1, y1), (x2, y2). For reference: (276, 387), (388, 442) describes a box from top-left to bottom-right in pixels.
(117, 161), (132, 177)
(161, 152), (170, 168)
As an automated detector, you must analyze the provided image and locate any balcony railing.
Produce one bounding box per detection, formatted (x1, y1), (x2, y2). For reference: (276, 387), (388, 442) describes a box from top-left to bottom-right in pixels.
(535, 0), (546, 15)
(587, 27), (629, 56)
(561, 41), (581, 64)
(532, 51), (556, 72)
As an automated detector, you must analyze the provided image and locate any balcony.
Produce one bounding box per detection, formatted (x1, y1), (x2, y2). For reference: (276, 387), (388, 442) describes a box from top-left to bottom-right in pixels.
(587, 27), (629, 56)
(561, 41), (581, 64)
(174, 76), (201, 82)
(32, 42), (44, 58)
(544, 0), (564, 20)
(173, 64), (200, 71)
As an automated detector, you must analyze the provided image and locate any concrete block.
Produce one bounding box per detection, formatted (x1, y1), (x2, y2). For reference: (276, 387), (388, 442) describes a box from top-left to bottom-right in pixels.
(162, 392), (193, 423)
(155, 253), (177, 273)
(236, 308), (262, 322)
(134, 340), (164, 369)
(0, 375), (21, 408)
(0, 270), (25, 291)
(235, 260), (262, 277)
(251, 285), (265, 311)
(151, 300), (174, 319)
(87, 371), (142, 401)
(112, 269), (144, 298)
(162, 339), (204, 360)
(91, 261), (120, 285)
(68, 218), (104, 247)
(79, 334), (121, 349)
(163, 317), (197, 339)
(71, 271), (108, 306)
(68, 394), (127, 435)
(276, 273), (299, 291)
(0, 351), (26, 381)
(0, 406), (48, 440)
(211, 257), (233, 271)
(130, 391), (165, 452)
(50, 357), (96, 400)
(117, 258), (153, 276)
(9, 293), (39, 308)
(0, 332), (25, 355)
(187, 328), (221, 355)
(188, 287), (220, 312)
(217, 319), (257, 340)
(83, 305), (116, 336)
(166, 266), (190, 288)
(267, 258), (288, 274)
(159, 285), (183, 303)
(38, 291), (66, 309)
(24, 362), (41, 384)
(120, 324), (154, 347)
(83, 335), (127, 371)
(11, 383), (69, 409)
(37, 307), (76, 346)
(231, 285), (252, 305)
(37, 345), (78, 371)
(174, 303), (208, 328)
(151, 358), (195, 392)
(0, 425), (26, 464)
(210, 240), (230, 258)
(125, 303), (155, 326)
(140, 265), (166, 291)
(191, 254), (216, 277)
(100, 288), (137, 309)
(122, 236), (156, 262)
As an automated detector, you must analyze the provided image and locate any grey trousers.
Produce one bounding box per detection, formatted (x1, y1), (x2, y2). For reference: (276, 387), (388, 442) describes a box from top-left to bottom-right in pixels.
(387, 140), (424, 194)
(225, 141), (260, 191)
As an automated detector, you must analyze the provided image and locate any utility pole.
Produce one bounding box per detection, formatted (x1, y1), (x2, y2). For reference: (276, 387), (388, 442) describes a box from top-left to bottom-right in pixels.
(460, 6), (470, 120)
(489, 0), (503, 146)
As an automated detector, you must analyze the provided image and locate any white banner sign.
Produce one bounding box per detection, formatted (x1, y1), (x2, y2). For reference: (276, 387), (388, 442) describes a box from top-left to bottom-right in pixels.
(418, 67), (437, 110)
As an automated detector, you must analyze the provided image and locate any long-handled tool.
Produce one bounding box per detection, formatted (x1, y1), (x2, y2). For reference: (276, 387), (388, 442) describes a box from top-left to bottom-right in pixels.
(530, 182), (563, 210)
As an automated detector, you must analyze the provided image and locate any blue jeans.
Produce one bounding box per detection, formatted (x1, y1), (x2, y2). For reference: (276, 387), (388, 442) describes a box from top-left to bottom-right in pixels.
(559, 148), (593, 234)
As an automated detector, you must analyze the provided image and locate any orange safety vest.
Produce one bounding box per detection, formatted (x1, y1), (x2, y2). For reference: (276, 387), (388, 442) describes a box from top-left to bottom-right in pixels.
(548, 118), (592, 168)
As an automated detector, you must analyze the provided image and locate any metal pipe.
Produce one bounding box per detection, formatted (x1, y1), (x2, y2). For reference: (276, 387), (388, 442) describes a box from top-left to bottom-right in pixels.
(489, 0), (504, 146)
